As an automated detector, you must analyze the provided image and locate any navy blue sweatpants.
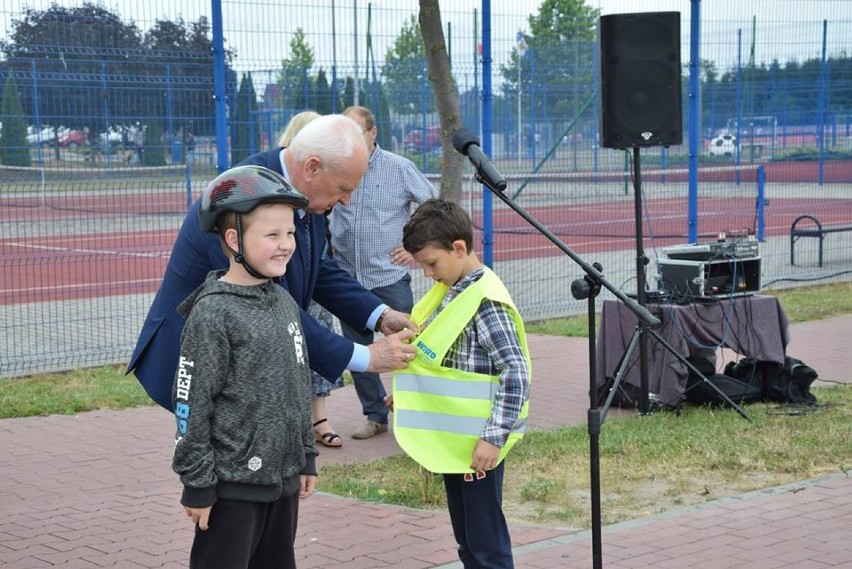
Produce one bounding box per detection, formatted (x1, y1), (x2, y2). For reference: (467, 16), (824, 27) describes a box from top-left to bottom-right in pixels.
(443, 462), (514, 569)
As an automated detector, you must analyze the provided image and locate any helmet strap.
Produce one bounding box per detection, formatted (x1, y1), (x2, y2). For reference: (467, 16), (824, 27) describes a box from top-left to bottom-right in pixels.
(229, 213), (273, 281)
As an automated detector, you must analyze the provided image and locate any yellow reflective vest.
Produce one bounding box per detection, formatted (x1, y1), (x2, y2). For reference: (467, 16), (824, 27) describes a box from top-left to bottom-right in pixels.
(392, 268), (531, 473)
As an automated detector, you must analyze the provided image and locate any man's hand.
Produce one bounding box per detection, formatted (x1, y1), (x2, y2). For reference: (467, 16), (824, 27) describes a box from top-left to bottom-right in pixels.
(390, 245), (415, 267)
(185, 505), (212, 530)
(378, 309), (418, 336)
(367, 329), (416, 372)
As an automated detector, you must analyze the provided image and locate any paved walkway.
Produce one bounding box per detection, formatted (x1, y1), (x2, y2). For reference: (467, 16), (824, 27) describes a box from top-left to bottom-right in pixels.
(1, 315), (850, 568)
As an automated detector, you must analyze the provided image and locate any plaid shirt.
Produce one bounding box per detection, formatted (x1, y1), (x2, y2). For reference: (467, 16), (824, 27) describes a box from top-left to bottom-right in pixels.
(423, 268), (531, 447)
(330, 144), (437, 290)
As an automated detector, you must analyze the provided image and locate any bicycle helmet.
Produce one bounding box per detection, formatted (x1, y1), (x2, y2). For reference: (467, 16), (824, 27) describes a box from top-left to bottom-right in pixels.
(199, 165), (308, 232)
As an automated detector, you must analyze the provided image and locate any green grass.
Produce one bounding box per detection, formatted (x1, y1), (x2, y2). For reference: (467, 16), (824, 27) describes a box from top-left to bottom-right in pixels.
(0, 365), (153, 419)
(319, 385), (851, 528)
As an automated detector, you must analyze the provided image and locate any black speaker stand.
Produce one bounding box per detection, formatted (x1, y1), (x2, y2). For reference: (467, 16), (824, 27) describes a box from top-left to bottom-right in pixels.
(629, 147), (653, 414)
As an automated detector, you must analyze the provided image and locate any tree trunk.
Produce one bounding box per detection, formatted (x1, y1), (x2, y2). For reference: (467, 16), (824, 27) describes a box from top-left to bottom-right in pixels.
(418, 0), (464, 203)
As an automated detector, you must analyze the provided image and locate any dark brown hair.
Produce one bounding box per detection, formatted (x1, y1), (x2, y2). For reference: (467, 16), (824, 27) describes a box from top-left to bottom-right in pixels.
(403, 199), (474, 254)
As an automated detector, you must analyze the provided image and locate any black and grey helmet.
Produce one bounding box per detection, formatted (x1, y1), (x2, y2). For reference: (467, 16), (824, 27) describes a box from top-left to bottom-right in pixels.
(199, 165), (309, 232)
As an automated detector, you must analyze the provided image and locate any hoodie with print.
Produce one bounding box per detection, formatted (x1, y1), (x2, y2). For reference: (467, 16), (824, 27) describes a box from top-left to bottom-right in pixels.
(172, 270), (316, 508)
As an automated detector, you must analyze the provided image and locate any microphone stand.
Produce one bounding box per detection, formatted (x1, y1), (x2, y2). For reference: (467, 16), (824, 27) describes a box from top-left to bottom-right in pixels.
(474, 172), (659, 569)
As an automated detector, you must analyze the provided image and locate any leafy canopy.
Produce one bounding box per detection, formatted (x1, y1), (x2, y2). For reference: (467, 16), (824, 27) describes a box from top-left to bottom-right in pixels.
(381, 15), (433, 115)
(502, 0), (599, 117)
(0, 2), (227, 135)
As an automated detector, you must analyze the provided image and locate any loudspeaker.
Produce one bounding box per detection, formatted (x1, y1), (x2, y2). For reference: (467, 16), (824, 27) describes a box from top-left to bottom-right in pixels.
(598, 12), (682, 149)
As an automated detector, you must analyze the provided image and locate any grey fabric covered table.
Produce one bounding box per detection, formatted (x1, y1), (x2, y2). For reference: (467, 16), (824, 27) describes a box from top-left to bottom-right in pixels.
(596, 295), (790, 407)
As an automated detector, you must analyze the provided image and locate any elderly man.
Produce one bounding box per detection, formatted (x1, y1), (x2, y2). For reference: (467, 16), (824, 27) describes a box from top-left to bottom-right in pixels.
(129, 114), (417, 410)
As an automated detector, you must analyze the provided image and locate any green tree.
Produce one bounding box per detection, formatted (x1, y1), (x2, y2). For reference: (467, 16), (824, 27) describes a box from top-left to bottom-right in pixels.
(142, 121), (165, 166)
(314, 68), (334, 114)
(381, 15), (433, 115)
(0, 74), (31, 166)
(0, 3), (230, 137)
(277, 28), (315, 111)
(341, 77), (368, 110)
(502, 0), (599, 120)
(231, 73), (260, 165)
(143, 16), (228, 135)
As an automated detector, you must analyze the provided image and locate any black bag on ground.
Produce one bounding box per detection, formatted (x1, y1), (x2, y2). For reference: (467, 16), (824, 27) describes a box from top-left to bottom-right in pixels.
(724, 357), (818, 404)
(684, 356), (763, 407)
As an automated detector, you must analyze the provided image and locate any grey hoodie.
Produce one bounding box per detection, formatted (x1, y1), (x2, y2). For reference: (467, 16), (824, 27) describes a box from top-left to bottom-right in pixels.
(172, 270), (317, 508)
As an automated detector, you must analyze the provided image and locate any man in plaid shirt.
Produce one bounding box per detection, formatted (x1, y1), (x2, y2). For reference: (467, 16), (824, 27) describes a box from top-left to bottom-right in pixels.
(331, 106), (438, 440)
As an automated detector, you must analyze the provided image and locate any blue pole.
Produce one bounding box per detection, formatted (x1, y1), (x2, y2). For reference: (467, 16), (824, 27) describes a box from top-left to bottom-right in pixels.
(502, 84), (510, 159)
(735, 29), (743, 186)
(756, 165), (765, 241)
(770, 65), (777, 158)
(248, 110), (256, 155)
(185, 161), (192, 211)
(166, 64), (174, 140)
(420, 59), (428, 171)
(592, 42), (599, 179)
(30, 59), (43, 165)
(528, 48), (536, 166)
(331, 0), (338, 113)
(101, 61), (111, 162)
(212, 0), (228, 173)
(473, 8), (479, 140)
(687, 1), (701, 243)
(817, 20), (828, 186)
(481, 0), (494, 268)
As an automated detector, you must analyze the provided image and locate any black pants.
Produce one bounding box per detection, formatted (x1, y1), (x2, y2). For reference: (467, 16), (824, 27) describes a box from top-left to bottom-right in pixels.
(443, 463), (514, 569)
(189, 494), (299, 569)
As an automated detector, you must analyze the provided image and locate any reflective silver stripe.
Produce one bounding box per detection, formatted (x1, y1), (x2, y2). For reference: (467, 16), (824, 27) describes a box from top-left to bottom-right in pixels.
(396, 409), (528, 436)
(395, 373), (495, 400)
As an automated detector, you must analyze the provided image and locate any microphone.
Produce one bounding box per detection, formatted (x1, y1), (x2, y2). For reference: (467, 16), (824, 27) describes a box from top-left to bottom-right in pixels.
(451, 129), (507, 192)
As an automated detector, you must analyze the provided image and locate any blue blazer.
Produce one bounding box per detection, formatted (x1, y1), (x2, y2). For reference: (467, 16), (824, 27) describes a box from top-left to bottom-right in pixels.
(128, 148), (382, 409)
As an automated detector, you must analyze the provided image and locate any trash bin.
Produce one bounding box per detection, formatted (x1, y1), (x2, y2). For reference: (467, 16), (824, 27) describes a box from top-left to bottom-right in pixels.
(170, 139), (182, 163)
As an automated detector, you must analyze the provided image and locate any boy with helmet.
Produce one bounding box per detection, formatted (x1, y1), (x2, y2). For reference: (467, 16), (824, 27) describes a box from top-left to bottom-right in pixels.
(172, 165), (315, 569)
(391, 199), (531, 569)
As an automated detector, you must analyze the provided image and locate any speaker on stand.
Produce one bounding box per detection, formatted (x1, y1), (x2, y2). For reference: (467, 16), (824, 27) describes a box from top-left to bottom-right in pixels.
(588, 11), (685, 569)
(598, 11), (683, 411)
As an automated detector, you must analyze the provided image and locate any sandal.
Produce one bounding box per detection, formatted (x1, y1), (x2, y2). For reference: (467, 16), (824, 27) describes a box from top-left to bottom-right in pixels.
(313, 418), (343, 448)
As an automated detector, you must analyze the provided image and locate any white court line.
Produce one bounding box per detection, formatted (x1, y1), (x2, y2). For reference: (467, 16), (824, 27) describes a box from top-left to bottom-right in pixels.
(7, 242), (170, 259)
(2, 278), (163, 295)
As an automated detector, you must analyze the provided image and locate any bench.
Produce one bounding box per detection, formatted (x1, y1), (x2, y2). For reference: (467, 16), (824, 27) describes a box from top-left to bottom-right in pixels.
(790, 215), (852, 267)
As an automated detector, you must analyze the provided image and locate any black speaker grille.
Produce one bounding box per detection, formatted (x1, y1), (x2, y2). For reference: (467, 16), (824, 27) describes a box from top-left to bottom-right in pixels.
(609, 60), (678, 134)
(598, 12), (683, 149)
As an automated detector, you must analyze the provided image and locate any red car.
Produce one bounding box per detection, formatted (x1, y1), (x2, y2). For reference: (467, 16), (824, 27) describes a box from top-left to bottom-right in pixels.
(58, 129), (87, 148)
(403, 125), (442, 153)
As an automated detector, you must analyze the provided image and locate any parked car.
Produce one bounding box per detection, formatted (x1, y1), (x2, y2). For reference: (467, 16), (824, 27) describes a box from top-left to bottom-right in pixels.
(708, 132), (737, 156)
(403, 125), (442, 153)
(57, 128), (87, 148)
(26, 125), (56, 146)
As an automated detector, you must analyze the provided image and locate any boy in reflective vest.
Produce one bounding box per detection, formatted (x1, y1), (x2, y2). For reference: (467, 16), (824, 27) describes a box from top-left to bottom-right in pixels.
(390, 199), (531, 568)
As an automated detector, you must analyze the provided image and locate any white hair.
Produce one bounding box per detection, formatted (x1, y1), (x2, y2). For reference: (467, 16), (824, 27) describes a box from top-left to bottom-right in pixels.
(288, 114), (367, 173)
